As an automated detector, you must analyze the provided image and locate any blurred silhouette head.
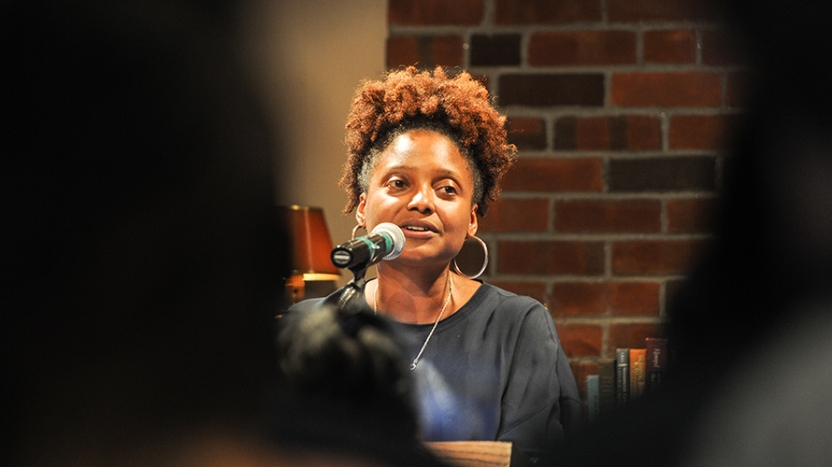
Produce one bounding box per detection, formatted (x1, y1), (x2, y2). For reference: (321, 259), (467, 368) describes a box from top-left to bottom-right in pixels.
(3, 0), (288, 464)
(276, 305), (420, 444)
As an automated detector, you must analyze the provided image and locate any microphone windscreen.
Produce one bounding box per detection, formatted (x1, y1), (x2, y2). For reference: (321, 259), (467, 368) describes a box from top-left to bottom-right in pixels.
(372, 223), (405, 260)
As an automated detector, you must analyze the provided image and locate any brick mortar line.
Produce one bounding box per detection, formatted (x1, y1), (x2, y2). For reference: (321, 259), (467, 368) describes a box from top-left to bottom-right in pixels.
(488, 276), (696, 284)
(519, 26), (530, 66)
(497, 192), (719, 200)
(510, 149), (726, 156)
(603, 66), (612, 108)
(481, 232), (713, 240)
(695, 28), (704, 65)
(554, 315), (665, 321)
(490, 277), (686, 283)
(635, 27), (644, 66)
(486, 274), (689, 281)
(547, 196), (557, 232)
(500, 108), (744, 118)
(604, 240), (612, 278)
(483, 0), (495, 26)
(489, 268), (705, 277)
(536, 277), (686, 284)
(387, 22), (730, 35)
(544, 113), (556, 151)
(660, 110), (671, 151)
(502, 108), (746, 116)
(475, 64), (745, 74)
(567, 352), (668, 363)
(564, 357), (613, 364)
(601, 324), (611, 356)
(552, 316), (665, 324)
(488, 271), (689, 278)
(602, 154), (611, 193)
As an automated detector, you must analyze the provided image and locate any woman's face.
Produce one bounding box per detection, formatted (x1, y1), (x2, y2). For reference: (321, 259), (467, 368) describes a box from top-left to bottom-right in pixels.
(356, 129), (478, 269)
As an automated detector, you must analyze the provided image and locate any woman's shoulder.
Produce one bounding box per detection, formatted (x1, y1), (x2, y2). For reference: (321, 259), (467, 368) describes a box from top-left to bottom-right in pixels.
(479, 282), (544, 307)
(472, 282), (549, 318)
(464, 283), (557, 340)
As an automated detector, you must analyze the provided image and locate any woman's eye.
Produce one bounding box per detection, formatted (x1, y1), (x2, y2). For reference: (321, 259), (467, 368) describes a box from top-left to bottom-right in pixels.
(439, 185), (457, 195)
(387, 179), (406, 189)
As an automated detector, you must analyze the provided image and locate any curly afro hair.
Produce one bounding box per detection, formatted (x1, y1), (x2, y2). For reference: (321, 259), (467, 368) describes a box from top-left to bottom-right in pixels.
(339, 66), (517, 216)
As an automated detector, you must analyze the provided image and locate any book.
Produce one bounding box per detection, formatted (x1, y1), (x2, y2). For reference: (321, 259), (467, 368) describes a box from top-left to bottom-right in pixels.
(629, 348), (646, 400)
(597, 358), (616, 415)
(615, 348), (630, 407)
(586, 374), (599, 423)
(645, 337), (669, 394)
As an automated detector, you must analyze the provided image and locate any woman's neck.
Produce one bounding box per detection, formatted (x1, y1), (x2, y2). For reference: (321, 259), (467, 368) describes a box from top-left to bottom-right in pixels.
(370, 264), (453, 324)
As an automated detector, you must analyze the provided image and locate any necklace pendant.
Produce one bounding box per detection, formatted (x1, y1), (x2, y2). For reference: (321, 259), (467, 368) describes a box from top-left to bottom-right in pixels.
(378, 274), (453, 374)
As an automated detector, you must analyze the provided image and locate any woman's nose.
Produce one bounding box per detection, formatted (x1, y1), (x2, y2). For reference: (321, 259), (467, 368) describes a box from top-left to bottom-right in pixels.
(407, 185), (434, 213)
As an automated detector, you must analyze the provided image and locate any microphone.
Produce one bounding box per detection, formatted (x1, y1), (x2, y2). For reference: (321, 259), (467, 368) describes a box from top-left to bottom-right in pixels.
(331, 222), (405, 270)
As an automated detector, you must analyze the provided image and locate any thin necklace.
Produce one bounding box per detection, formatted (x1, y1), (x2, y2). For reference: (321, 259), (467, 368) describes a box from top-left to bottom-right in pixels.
(374, 273), (453, 370)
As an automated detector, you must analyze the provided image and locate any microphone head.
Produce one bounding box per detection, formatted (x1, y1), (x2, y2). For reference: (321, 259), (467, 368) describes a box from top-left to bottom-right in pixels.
(372, 222), (405, 261)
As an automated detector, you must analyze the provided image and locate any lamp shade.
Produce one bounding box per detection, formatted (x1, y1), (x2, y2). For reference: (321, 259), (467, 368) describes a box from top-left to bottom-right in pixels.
(276, 205), (341, 281)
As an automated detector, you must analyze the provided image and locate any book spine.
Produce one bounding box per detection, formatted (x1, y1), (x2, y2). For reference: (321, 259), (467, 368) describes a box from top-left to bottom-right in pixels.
(645, 337), (668, 394)
(597, 358), (616, 415)
(615, 348), (630, 407)
(629, 348), (646, 400)
(586, 374), (599, 423)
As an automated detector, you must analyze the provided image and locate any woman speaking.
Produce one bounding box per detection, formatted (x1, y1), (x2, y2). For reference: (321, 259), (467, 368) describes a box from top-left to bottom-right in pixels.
(290, 66), (581, 464)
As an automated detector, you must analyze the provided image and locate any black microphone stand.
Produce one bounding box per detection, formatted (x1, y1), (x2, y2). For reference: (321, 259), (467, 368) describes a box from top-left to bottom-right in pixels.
(324, 263), (370, 315)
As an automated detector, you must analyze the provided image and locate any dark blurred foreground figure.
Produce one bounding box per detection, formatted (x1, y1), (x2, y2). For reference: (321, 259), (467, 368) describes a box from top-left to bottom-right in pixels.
(274, 304), (451, 467)
(561, 1), (832, 466)
(676, 1), (832, 465)
(1, 1), (290, 465)
(2, 2), (458, 466)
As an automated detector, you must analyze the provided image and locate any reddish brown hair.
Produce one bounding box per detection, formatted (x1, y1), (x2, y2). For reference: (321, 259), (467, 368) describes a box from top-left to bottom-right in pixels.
(339, 67), (516, 216)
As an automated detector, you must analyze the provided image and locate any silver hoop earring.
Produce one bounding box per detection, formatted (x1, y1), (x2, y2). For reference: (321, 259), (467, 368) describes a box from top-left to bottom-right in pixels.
(452, 235), (489, 279)
(351, 224), (366, 239)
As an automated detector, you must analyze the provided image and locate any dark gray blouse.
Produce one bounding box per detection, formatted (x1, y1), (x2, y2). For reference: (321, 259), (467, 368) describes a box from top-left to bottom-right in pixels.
(289, 281), (582, 464)
(397, 282), (581, 463)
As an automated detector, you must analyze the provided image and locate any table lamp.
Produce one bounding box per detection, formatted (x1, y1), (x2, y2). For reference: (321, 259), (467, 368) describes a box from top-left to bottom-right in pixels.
(277, 205), (341, 305)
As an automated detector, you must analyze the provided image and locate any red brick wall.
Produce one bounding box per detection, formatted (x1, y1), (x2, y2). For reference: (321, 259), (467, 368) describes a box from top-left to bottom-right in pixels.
(387, 0), (745, 401)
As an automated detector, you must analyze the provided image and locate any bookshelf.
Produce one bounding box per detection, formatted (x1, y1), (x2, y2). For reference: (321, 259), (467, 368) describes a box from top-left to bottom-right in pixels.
(587, 337), (669, 417)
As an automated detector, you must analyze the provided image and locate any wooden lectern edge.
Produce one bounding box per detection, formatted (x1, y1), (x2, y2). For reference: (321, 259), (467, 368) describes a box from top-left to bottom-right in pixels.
(425, 441), (514, 467)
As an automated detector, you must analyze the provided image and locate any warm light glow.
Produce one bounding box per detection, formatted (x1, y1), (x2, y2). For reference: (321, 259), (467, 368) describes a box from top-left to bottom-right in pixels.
(276, 205), (341, 279)
(276, 205), (341, 304)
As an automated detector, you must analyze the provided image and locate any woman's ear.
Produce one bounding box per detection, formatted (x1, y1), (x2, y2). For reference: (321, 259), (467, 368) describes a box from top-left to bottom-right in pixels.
(355, 193), (367, 227)
(468, 204), (479, 237)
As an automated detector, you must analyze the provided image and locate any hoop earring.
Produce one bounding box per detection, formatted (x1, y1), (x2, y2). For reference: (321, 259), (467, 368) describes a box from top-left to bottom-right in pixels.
(351, 224), (366, 239)
(452, 235), (489, 279)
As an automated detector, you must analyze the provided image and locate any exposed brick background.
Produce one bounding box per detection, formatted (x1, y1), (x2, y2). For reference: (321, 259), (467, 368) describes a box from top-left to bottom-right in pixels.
(387, 0), (744, 410)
